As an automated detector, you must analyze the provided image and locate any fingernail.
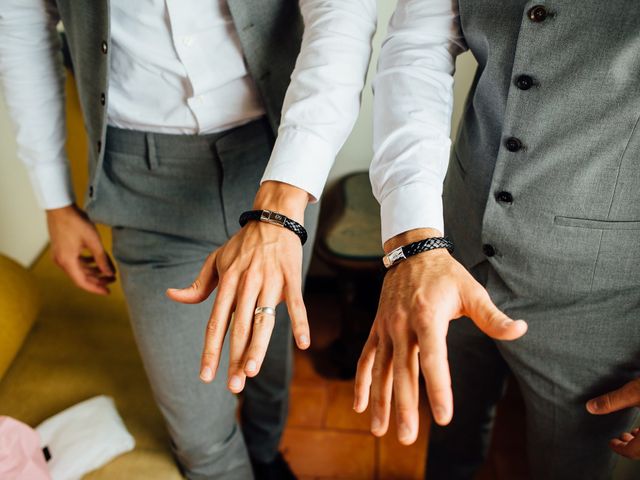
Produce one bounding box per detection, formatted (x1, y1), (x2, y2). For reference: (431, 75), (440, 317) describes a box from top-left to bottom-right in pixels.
(246, 360), (257, 373)
(398, 423), (412, 442)
(229, 376), (242, 390)
(200, 366), (213, 382)
(353, 398), (360, 411)
(587, 399), (600, 412)
(299, 335), (309, 347)
(434, 406), (447, 423)
(371, 417), (382, 432)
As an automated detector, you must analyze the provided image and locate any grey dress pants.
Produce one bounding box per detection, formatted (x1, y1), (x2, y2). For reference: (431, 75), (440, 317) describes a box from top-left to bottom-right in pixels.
(426, 261), (640, 480)
(87, 118), (319, 479)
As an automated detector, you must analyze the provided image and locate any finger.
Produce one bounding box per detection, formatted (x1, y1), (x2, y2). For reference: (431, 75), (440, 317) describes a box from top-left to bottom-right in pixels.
(620, 432), (635, 443)
(611, 434), (640, 460)
(63, 259), (110, 295)
(85, 234), (115, 276)
(370, 338), (393, 437)
(354, 333), (378, 413)
(283, 271), (310, 349)
(465, 286), (527, 341)
(167, 250), (219, 304)
(243, 279), (282, 379)
(416, 318), (453, 426)
(392, 338), (420, 445)
(199, 274), (238, 382)
(81, 265), (116, 283)
(227, 272), (262, 392)
(587, 379), (640, 414)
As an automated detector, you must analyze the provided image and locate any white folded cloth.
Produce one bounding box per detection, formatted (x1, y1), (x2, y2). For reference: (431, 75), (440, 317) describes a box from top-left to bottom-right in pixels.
(36, 396), (135, 480)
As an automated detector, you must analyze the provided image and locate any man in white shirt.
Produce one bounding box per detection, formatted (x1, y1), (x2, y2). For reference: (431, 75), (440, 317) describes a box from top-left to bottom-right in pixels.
(0, 0), (375, 478)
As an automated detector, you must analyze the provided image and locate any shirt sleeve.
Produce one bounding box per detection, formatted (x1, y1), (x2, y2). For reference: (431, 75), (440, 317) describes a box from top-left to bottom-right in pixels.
(260, 0), (377, 202)
(371, 0), (466, 244)
(0, 0), (74, 210)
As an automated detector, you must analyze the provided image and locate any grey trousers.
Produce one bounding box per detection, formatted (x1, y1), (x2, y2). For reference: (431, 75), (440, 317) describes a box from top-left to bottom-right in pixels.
(87, 119), (319, 479)
(426, 261), (640, 480)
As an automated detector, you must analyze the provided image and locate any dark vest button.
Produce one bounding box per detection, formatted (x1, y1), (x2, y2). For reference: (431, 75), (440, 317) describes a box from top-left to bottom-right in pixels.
(505, 137), (523, 152)
(100, 93), (105, 106)
(496, 191), (514, 204)
(482, 244), (496, 257)
(97, 140), (102, 153)
(101, 41), (108, 54)
(528, 5), (548, 22)
(89, 186), (94, 198)
(516, 75), (534, 90)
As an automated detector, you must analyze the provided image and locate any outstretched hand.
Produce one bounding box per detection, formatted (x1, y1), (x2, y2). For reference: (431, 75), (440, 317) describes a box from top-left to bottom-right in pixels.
(587, 378), (640, 459)
(166, 182), (310, 393)
(353, 228), (528, 445)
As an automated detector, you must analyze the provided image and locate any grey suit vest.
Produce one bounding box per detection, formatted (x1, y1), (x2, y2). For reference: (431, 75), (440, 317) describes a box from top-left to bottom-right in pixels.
(445, 0), (640, 299)
(54, 0), (302, 207)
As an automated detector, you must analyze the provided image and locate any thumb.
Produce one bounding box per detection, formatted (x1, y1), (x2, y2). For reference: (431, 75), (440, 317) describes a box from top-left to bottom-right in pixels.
(587, 379), (640, 415)
(166, 250), (219, 304)
(465, 285), (527, 341)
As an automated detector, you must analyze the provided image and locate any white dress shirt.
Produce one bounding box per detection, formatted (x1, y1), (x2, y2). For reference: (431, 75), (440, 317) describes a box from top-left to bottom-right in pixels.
(370, 0), (465, 243)
(0, 0), (377, 211)
(107, 0), (265, 135)
(1, 0), (459, 246)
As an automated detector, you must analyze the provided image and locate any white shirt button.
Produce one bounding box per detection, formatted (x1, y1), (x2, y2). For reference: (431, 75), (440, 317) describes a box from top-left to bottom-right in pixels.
(182, 35), (194, 47)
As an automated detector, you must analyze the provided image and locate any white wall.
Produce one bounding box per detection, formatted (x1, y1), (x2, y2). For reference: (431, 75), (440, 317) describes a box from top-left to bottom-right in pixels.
(0, 92), (49, 267)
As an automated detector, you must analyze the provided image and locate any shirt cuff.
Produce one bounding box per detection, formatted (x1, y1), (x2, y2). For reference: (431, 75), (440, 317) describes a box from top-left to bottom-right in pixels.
(27, 161), (75, 210)
(261, 127), (336, 203)
(379, 182), (444, 245)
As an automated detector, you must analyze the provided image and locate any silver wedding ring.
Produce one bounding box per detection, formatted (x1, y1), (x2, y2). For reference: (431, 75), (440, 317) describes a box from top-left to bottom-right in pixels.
(254, 306), (276, 317)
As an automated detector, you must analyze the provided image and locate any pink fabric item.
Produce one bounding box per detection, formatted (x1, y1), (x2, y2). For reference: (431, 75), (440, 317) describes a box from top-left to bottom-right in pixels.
(0, 416), (51, 480)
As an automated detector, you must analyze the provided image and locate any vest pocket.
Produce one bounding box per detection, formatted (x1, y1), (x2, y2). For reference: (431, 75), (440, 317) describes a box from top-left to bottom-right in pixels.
(554, 216), (640, 291)
(554, 216), (640, 230)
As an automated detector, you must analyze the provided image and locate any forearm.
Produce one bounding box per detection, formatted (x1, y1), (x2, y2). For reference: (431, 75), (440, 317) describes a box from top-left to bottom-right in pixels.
(0, 0), (73, 209)
(260, 0), (377, 203)
(371, 0), (466, 244)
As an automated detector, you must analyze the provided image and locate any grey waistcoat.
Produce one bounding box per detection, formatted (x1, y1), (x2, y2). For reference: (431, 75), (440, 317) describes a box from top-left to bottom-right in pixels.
(445, 0), (640, 299)
(54, 0), (302, 206)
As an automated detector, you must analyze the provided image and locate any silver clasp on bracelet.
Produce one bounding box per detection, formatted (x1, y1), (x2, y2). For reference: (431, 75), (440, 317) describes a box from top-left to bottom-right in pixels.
(383, 246), (406, 269)
(259, 210), (286, 227)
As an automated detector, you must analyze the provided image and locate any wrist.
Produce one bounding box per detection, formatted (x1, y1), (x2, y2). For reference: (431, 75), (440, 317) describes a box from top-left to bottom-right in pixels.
(253, 181), (309, 224)
(384, 228), (443, 254)
(45, 204), (78, 219)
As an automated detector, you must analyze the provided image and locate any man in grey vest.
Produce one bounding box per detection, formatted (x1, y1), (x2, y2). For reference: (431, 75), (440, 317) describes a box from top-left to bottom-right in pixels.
(0, 0), (374, 478)
(354, 1), (640, 479)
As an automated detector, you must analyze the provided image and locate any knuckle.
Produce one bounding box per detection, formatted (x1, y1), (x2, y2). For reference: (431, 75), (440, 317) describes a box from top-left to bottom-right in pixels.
(372, 397), (388, 412)
(201, 351), (218, 361)
(205, 321), (219, 334)
(419, 351), (440, 369)
(233, 323), (250, 338)
(628, 379), (640, 397)
(389, 321), (407, 340)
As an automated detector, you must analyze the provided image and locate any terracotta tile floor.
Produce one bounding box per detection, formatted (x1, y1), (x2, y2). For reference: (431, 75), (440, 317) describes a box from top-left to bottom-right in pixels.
(279, 284), (432, 479)
(282, 348), (431, 480)
(281, 278), (529, 480)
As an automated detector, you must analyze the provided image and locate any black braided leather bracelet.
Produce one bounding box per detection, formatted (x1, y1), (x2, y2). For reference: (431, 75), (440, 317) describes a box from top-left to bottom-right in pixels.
(382, 237), (454, 269)
(239, 210), (308, 245)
